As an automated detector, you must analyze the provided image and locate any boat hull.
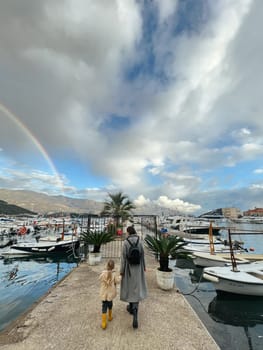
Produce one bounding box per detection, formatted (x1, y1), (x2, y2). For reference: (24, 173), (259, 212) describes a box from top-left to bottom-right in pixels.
(2, 239), (80, 256)
(203, 262), (263, 296)
(184, 227), (221, 235)
(193, 252), (250, 267)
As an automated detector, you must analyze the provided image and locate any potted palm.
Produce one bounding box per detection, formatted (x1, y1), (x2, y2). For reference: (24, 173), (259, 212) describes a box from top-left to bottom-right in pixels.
(81, 230), (115, 265)
(144, 233), (190, 290)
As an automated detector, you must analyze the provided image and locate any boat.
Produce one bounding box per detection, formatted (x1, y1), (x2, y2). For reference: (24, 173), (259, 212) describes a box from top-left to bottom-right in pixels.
(0, 237), (17, 249)
(181, 226), (244, 254)
(170, 216), (222, 236)
(193, 250), (263, 267)
(192, 251), (251, 267)
(0, 237), (80, 257)
(231, 216), (263, 224)
(203, 261), (263, 296)
(182, 239), (228, 253)
(187, 223), (246, 263)
(202, 227), (263, 296)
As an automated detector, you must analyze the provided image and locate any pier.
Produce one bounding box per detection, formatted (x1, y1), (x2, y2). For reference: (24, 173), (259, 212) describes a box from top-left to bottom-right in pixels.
(0, 253), (220, 350)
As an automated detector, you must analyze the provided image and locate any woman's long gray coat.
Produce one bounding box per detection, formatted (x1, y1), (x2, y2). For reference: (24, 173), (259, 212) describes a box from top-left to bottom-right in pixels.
(120, 234), (148, 302)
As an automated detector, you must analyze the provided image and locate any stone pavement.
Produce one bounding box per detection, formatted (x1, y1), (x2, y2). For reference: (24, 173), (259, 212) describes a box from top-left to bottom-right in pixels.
(0, 251), (220, 350)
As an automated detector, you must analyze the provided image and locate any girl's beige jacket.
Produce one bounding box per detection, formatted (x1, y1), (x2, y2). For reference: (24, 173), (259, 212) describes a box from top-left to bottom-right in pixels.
(99, 270), (120, 301)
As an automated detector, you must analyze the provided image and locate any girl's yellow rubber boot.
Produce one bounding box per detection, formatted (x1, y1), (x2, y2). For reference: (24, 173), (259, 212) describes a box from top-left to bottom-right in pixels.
(101, 313), (107, 329)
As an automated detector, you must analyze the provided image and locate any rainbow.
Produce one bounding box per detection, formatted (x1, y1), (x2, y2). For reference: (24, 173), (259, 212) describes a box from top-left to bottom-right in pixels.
(0, 103), (64, 191)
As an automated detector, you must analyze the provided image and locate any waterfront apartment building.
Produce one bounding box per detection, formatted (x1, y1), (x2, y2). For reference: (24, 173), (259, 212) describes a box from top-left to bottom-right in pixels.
(222, 207), (242, 219)
(243, 207), (263, 217)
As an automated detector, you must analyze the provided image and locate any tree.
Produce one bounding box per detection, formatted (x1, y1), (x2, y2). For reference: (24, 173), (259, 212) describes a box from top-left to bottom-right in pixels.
(101, 192), (135, 227)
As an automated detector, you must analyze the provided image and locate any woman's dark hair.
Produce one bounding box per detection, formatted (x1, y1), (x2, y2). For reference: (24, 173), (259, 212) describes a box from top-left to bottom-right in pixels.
(127, 226), (136, 235)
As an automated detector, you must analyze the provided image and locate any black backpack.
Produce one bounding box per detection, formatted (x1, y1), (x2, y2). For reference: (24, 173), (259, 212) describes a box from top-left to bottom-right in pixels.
(127, 236), (141, 265)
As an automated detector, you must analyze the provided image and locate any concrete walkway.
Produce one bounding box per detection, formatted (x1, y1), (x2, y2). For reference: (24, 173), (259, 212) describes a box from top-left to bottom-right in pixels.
(0, 252), (220, 350)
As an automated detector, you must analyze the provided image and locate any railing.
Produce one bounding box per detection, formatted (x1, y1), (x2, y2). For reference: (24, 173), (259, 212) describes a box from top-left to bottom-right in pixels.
(100, 238), (124, 258)
(77, 215), (159, 259)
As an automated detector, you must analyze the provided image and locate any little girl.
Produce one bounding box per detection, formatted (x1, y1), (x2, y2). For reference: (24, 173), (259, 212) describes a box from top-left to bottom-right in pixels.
(99, 259), (119, 329)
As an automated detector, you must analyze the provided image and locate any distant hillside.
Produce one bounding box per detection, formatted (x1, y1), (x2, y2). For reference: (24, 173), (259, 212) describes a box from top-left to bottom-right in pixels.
(0, 199), (35, 215)
(0, 189), (103, 215)
(0, 188), (179, 216)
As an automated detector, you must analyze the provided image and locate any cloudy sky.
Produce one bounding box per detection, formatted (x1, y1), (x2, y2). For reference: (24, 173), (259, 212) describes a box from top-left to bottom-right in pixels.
(0, 0), (263, 215)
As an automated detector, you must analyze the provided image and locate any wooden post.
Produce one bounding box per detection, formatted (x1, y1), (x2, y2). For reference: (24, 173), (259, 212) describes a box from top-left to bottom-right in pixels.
(208, 222), (215, 254)
(61, 219), (65, 241)
(228, 229), (238, 272)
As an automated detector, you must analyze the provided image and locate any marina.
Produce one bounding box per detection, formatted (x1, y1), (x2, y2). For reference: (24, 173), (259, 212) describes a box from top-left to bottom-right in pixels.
(1, 217), (263, 349)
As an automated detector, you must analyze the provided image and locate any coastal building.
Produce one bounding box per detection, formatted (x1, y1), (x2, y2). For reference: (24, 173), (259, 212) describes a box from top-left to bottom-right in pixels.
(199, 207), (242, 219)
(243, 207), (263, 217)
(222, 207), (242, 219)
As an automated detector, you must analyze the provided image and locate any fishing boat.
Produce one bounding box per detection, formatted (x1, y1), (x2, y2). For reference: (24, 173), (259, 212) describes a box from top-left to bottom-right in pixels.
(203, 261), (263, 296)
(192, 251), (251, 267)
(202, 228), (263, 296)
(183, 239), (228, 253)
(181, 221), (244, 255)
(188, 223), (247, 265)
(0, 237), (80, 257)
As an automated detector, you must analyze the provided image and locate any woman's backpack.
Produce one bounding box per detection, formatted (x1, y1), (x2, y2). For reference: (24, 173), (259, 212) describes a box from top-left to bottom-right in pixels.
(126, 236), (141, 265)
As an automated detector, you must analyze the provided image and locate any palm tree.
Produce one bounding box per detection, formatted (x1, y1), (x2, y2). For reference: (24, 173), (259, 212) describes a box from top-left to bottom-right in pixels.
(101, 191), (135, 228)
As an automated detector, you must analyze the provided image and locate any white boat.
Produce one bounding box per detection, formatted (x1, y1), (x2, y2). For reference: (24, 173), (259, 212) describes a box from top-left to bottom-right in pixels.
(193, 251), (263, 267)
(203, 261), (263, 296)
(231, 216), (263, 224)
(183, 241), (227, 253)
(170, 216), (221, 236)
(192, 251), (251, 267)
(39, 234), (79, 242)
(0, 237), (80, 257)
(182, 236), (244, 254)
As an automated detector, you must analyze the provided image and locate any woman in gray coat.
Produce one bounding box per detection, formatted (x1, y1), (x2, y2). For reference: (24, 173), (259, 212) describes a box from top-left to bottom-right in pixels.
(120, 226), (147, 329)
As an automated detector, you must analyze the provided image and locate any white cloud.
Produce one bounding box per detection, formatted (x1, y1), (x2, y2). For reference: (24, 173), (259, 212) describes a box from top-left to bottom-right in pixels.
(155, 0), (178, 24)
(250, 184), (263, 189)
(154, 195), (201, 213)
(134, 194), (201, 214)
(1, 0), (263, 214)
(134, 195), (151, 207)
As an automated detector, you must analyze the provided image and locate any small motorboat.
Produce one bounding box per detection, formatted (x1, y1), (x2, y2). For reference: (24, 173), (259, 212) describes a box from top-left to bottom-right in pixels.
(203, 261), (263, 296)
(0, 237), (80, 257)
(192, 251), (251, 267)
(193, 251), (263, 267)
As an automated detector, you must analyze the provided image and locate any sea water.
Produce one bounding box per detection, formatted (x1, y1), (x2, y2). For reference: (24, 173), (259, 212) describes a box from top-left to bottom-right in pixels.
(0, 255), (79, 331)
(175, 222), (263, 350)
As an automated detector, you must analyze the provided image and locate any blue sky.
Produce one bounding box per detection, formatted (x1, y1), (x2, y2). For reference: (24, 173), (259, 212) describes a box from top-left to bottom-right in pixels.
(1, 0), (263, 215)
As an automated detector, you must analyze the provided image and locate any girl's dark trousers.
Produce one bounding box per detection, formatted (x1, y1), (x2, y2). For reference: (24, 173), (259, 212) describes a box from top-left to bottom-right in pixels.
(102, 300), (113, 313)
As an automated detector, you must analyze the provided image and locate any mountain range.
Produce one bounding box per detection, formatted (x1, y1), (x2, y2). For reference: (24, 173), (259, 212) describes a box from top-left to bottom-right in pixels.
(0, 189), (175, 216)
(0, 189), (104, 215)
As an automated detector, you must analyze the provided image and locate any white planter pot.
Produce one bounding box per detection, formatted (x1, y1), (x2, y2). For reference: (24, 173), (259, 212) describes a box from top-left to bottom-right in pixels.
(88, 252), (102, 265)
(156, 268), (175, 290)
